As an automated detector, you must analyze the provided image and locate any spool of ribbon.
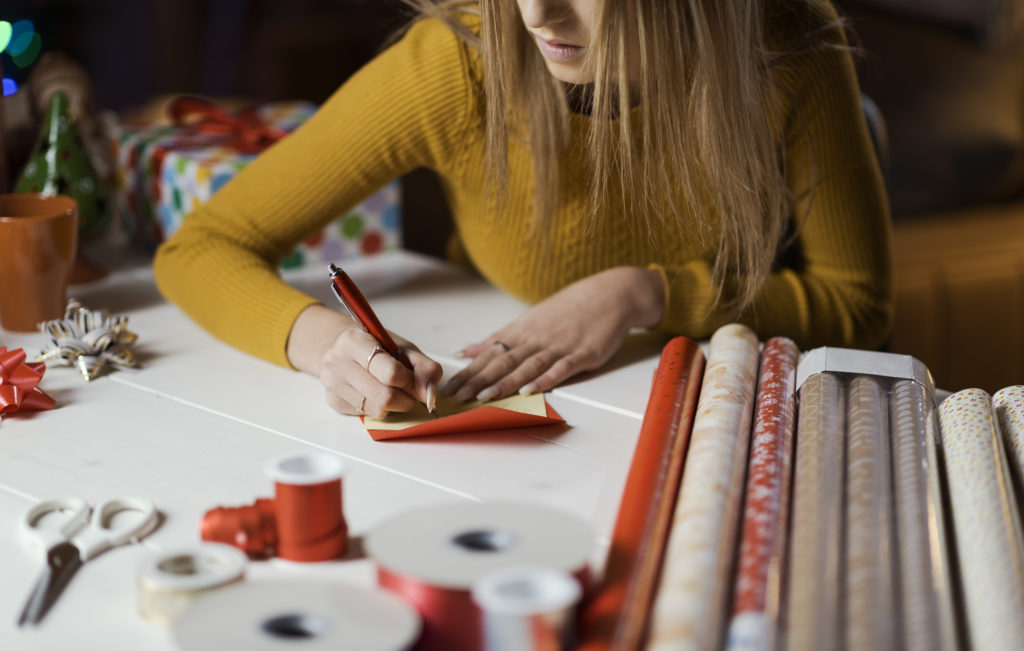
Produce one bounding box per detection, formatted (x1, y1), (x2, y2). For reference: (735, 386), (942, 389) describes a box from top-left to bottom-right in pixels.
(472, 565), (582, 651)
(173, 581), (421, 651)
(166, 96), (288, 155)
(200, 498), (277, 559)
(0, 346), (56, 416)
(266, 451), (347, 562)
(137, 543), (248, 625)
(37, 298), (138, 381)
(365, 502), (593, 651)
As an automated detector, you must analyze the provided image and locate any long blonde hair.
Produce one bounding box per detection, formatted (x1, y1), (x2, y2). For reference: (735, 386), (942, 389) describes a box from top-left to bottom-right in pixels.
(402, 0), (831, 311)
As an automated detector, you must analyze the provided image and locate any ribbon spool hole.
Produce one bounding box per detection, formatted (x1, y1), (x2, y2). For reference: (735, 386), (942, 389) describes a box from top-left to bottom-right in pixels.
(261, 613), (330, 639)
(157, 554), (199, 576)
(452, 529), (517, 553)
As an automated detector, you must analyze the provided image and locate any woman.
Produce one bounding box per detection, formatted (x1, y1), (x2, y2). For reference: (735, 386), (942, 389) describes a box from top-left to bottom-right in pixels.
(154, 0), (891, 418)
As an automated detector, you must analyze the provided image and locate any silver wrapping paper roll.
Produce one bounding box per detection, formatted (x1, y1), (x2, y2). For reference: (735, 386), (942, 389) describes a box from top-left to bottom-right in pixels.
(785, 372), (845, 651)
(844, 376), (896, 651)
(938, 388), (1024, 650)
(890, 380), (958, 651)
(472, 565), (581, 651)
(647, 323), (760, 650)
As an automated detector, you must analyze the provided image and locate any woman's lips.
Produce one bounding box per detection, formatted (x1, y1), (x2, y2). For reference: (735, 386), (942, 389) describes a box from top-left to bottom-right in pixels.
(534, 35), (584, 62)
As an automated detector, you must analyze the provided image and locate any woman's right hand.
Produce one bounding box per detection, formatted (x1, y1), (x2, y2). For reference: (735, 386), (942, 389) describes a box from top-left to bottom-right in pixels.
(287, 305), (442, 418)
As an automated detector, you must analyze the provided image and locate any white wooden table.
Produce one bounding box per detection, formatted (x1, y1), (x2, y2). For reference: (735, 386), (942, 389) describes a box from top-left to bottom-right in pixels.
(0, 250), (669, 650)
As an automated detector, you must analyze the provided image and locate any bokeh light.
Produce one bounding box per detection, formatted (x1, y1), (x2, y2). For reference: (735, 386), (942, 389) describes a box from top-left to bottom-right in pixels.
(7, 19), (34, 54)
(11, 31), (41, 67)
(2, 78), (16, 96)
(0, 21), (12, 53)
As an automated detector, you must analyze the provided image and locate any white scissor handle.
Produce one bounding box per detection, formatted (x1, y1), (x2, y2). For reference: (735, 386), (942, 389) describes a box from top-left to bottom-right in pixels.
(74, 497), (158, 561)
(20, 498), (91, 552)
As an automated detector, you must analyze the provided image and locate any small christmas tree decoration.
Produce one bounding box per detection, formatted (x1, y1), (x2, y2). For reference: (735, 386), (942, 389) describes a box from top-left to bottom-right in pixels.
(16, 90), (108, 237)
(38, 299), (138, 381)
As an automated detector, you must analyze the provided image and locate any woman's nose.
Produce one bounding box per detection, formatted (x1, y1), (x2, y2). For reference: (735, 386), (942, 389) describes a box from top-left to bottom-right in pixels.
(518, 0), (573, 30)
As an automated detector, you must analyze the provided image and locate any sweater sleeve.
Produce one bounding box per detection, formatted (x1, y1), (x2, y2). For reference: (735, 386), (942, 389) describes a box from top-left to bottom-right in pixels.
(153, 19), (476, 367)
(652, 27), (893, 351)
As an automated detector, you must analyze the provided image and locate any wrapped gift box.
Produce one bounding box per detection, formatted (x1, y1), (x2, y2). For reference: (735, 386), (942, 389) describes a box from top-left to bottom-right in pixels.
(112, 100), (401, 267)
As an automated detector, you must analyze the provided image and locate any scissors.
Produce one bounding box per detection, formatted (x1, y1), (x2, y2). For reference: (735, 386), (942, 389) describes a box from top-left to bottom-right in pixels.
(17, 496), (158, 626)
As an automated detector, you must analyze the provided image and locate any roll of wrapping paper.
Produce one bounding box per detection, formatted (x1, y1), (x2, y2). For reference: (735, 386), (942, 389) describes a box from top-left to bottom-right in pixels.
(785, 372), (845, 651)
(726, 337), (799, 651)
(844, 376), (897, 650)
(576, 336), (704, 651)
(647, 323), (760, 651)
(889, 379), (958, 651)
(938, 388), (1024, 650)
(994, 385), (1024, 497)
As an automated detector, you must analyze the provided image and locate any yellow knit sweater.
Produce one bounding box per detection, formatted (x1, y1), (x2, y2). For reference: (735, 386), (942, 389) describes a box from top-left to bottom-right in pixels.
(154, 10), (892, 368)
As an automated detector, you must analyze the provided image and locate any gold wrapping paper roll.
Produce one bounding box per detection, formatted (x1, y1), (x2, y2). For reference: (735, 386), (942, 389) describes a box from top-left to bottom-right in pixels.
(647, 323), (760, 651)
(890, 380), (958, 651)
(785, 372), (845, 651)
(938, 388), (1024, 650)
(844, 376), (896, 650)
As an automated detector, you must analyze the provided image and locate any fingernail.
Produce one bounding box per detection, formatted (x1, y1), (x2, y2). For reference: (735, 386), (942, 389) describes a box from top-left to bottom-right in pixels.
(476, 385), (500, 401)
(455, 385), (476, 403)
(426, 383), (436, 413)
(519, 382), (538, 396)
(449, 346), (469, 359)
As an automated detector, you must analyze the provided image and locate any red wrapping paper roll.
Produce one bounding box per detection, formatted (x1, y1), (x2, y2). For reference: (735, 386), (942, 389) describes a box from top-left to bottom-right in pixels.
(576, 336), (704, 650)
(726, 337), (799, 649)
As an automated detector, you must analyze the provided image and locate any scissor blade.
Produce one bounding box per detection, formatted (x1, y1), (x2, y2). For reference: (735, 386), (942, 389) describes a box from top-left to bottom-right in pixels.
(19, 542), (82, 625)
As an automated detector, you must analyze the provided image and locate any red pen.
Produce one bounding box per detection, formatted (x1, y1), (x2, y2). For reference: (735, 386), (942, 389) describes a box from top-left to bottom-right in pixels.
(328, 263), (413, 369)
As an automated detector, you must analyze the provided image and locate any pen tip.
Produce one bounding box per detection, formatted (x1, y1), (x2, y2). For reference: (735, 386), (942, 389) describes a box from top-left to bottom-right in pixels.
(328, 263), (339, 274)
(427, 383), (436, 414)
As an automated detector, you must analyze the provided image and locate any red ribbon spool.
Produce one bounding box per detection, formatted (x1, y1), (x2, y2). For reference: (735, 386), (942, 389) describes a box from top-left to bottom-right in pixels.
(365, 502), (593, 651)
(267, 452), (348, 562)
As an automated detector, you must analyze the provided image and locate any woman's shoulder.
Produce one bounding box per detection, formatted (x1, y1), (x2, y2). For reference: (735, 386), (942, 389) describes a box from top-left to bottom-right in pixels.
(397, 6), (484, 87)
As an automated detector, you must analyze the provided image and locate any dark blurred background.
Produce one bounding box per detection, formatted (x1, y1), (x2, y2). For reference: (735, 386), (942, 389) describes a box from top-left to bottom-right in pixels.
(1, 0), (1023, 391)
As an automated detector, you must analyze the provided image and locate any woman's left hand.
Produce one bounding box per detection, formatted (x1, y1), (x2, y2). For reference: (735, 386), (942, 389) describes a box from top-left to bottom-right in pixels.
(441, 266), (665, 402)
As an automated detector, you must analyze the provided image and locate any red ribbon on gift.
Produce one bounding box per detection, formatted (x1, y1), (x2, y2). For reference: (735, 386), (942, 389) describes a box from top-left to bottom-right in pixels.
(167, 96), (289, 154)
(0, 346), (56, 414)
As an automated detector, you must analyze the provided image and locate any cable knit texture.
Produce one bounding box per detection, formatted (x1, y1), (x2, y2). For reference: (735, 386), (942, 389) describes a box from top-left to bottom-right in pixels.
(154, 4), (892, 368)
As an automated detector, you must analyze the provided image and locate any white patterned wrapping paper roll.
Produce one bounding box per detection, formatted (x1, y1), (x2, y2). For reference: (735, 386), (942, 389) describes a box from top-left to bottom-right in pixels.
(844, 376), (896, 651)
(938, 388), (1024, 650)
(784, 372), (845, 651)
(994, 385), (1024, 496)
(890, 380), (958, 651)
(726, 337), (799, 651)
(647, 324), (760, 651)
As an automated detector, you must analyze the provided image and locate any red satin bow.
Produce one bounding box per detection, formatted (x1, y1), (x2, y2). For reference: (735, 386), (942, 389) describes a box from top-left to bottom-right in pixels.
(0, 346), (56, 415)
(167, 96), (288, 154)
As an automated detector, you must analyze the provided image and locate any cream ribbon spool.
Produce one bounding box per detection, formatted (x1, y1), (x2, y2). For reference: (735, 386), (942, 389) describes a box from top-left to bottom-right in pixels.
(138, 543), (247, 625)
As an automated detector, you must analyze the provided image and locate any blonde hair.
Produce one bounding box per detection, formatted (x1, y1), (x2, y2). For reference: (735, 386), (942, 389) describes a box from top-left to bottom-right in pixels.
(402, 0), (832, 312)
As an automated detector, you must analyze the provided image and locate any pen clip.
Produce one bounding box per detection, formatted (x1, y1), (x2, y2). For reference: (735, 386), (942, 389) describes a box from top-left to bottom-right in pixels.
(328, 265), (362, 327)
